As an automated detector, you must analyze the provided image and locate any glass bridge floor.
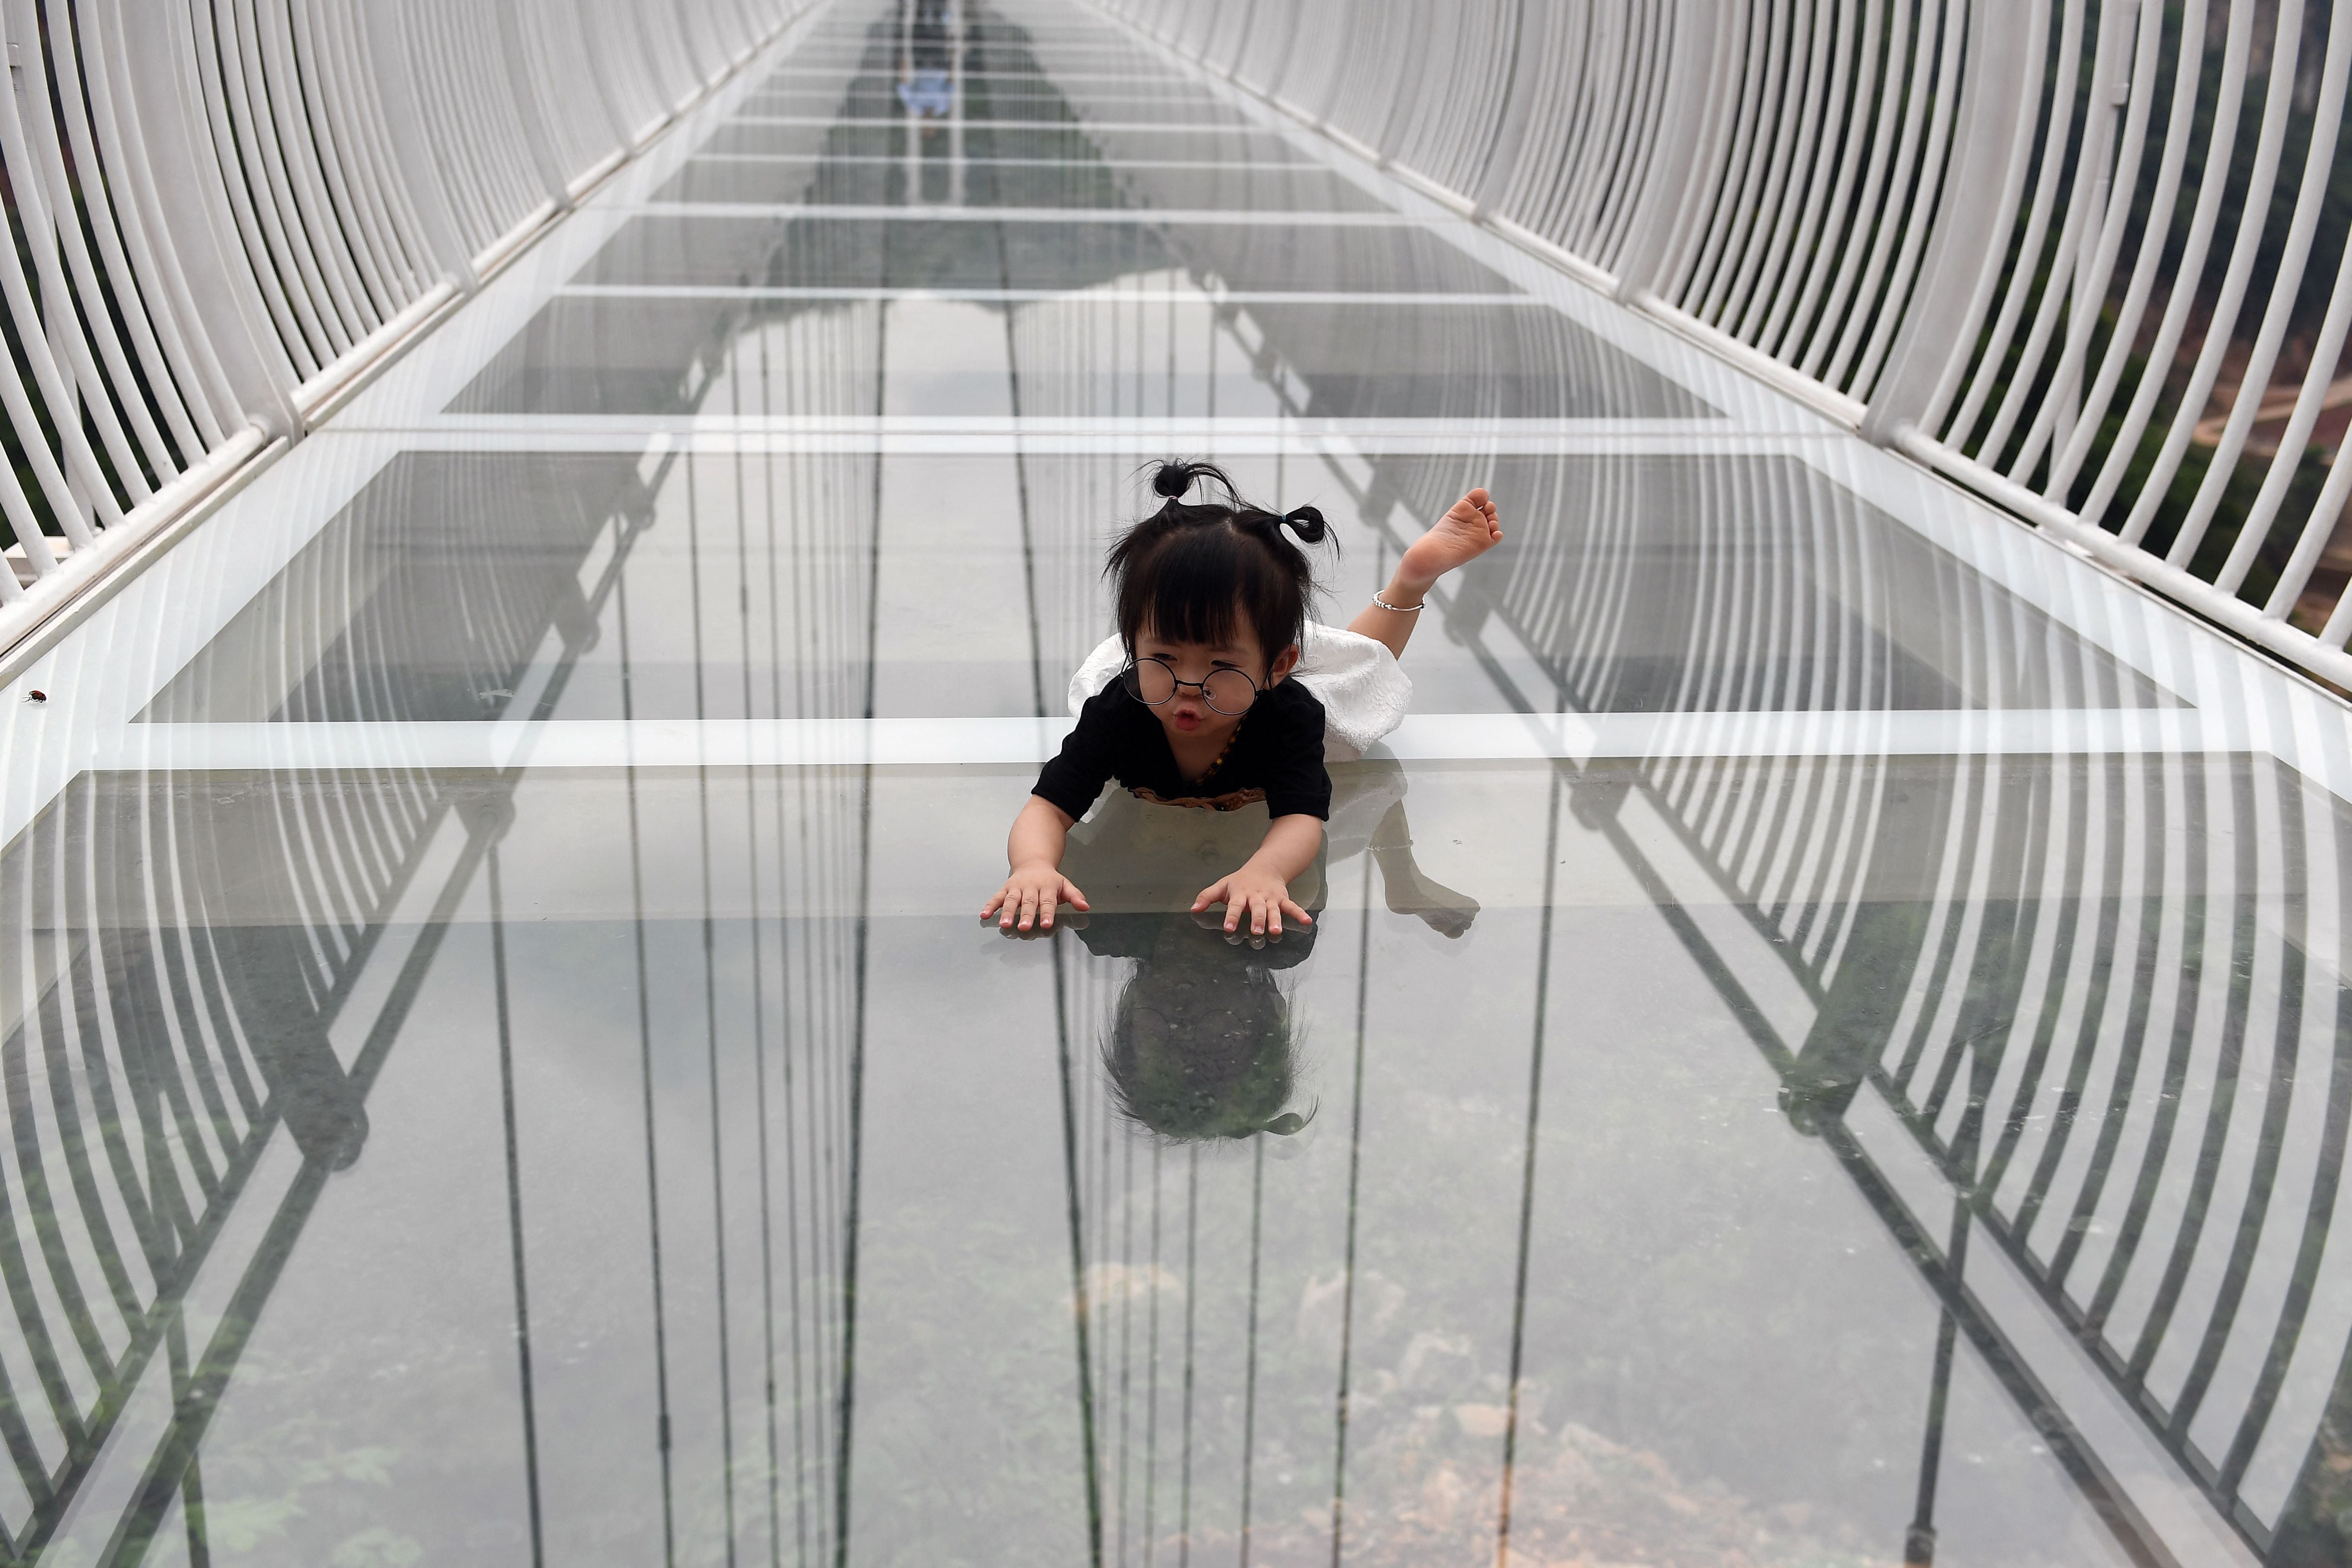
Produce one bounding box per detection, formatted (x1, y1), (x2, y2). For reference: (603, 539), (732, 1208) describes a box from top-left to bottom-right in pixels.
(2, 2), (2350, 1564)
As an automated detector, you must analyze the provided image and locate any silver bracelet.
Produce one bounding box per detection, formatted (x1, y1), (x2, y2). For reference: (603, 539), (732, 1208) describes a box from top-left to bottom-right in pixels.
(1372, 590), (1425, 613)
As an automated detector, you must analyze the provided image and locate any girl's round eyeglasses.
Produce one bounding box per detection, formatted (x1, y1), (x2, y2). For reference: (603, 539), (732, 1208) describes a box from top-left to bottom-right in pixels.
(1121, 656), (1259, 716)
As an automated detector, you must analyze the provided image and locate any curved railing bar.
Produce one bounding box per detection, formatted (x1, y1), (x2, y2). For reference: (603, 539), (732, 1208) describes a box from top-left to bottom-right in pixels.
(83, 0), (248, 445)
(494, 0), (582, 213)
(202, 4), (333, 371)
(15, 0), (186, 481)
(2173, 9), (2351, 573)
(250, 0), (379, 341)
(1762, 0), (1864, 357)
(1822, 0), (1960, 395)
(2117, 5), (2307, 551)
(290, 0), (405, 321)
(0, 60), (152, 523)
(355, 0), (477, 295)
(1895, 0), (2058, 451)
(1699, 0), (1796, 328)
(1958, 3), (2110, 464)
(2006, 0), (2162, 485)
(542, 0), (636, 163)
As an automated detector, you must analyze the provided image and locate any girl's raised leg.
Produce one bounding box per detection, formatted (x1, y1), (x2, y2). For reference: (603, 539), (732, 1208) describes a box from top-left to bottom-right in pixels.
(1349, 487), (1503, 660)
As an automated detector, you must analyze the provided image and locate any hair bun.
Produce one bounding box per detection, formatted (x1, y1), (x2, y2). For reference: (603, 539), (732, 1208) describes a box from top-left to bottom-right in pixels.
(1150, 459), (1245, 503)
(1280, 505), (1329, 545)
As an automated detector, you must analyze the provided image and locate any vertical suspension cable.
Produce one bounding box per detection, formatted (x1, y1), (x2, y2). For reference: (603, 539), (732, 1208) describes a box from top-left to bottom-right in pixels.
(1236, 1137), (1264, 1568)
(686, 439), (745, 1568)
(1493, 764), (1564, 1568)
(1056, 923), (1108, 1568)
(618, 535), (682, 1568)
(1178, 1147), (1197, 1568)
(1326, 849), (1374, 1567)
(488, 845), (548, 1568)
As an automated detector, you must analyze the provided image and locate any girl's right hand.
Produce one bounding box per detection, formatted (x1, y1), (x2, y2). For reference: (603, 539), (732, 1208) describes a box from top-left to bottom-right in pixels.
(982, 862), (1089, 933)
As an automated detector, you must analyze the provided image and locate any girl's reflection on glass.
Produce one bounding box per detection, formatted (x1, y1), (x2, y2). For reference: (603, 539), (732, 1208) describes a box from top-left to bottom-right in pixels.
(1022, 760), (1477, 1141)
(1094, 909), (1314, 1143)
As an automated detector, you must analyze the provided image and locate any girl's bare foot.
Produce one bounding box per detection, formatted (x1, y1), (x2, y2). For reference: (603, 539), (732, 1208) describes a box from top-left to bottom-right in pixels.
(1397, 488), (1503, 587)
(1369, 804), (1479, 937)
(1378, 857), (1481, 938)
(1349, 488), (1504, 660)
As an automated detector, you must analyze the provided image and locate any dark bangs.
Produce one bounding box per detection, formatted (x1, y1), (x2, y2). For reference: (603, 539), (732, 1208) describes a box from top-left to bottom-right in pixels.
(1116, 515), (1295, 657)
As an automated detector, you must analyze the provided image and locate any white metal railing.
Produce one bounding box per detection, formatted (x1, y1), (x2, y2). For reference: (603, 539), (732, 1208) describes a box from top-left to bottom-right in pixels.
(1096, 0), (2352, 694)
(0, 0), (814, 659)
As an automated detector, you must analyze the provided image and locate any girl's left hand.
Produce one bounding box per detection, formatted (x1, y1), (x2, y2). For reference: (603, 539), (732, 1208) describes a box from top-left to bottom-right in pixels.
(1193, 865), (1313, 941)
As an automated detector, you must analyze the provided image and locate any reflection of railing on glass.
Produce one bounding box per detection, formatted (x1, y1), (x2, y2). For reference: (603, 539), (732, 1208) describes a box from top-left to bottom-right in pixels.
(1093, 0), (2352, 693)
(0, 436), (661, 1554)
(0, 764), (497, 1562)
(1412, 444), (2352, 1566)
(0, 415), (881, 1561)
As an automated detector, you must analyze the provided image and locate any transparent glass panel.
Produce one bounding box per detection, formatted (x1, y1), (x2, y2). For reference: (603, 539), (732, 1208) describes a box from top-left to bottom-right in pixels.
(7, 3), (2343, 1566)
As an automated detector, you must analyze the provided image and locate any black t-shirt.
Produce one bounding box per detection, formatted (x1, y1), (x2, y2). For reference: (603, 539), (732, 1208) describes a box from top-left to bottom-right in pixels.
(1034, 678), (1332, 821)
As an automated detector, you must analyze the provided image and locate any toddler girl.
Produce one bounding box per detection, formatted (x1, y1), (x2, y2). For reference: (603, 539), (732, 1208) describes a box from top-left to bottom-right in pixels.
(982, 460), (1501, 938)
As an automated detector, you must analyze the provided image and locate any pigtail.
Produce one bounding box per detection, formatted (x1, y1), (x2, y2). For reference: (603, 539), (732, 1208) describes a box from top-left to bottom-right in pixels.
(1278, 505), (1328, 545)
(1234, 505), (1329, 550)
(1150, 459), (1237, 503)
